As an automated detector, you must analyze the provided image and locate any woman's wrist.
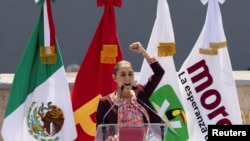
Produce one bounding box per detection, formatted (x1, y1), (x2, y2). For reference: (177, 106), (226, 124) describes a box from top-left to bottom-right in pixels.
(139, 50), (145, 56)
(146, 57), (157, 64)
(140, 50), (153, 60)
(141, 51), (156, 64)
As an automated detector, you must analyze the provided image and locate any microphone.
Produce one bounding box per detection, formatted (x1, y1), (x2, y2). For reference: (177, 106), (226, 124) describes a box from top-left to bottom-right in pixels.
(101, 85), (124, 141)
(137, 98), (165, 140)
(119, 85), (124, 98)
(102, 85), (124, 124)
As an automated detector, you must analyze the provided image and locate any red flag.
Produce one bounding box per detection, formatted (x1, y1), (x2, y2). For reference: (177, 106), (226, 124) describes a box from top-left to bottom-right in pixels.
(71, 0), (123, 140)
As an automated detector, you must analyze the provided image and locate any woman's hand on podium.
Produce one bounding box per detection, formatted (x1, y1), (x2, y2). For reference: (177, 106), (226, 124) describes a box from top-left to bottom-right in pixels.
(106, 134), (118, 141)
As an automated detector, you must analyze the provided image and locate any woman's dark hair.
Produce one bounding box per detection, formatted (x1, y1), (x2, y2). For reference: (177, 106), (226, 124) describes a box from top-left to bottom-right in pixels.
(113, 60), (133, 75)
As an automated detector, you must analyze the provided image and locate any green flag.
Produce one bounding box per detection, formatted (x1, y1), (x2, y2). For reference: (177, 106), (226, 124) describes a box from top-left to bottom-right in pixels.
(1, 1), (77, 140)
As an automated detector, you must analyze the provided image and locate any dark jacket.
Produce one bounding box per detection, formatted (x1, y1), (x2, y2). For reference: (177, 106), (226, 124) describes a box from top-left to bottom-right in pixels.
(96, 61), (165, 128)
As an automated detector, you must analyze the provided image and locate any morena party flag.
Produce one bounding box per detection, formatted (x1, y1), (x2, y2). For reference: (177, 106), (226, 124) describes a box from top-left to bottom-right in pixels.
(177, 0), (242, 140)
(137, 0), (189, 140)
(1, 0), (77, 141)
(70, 0), (123, 140)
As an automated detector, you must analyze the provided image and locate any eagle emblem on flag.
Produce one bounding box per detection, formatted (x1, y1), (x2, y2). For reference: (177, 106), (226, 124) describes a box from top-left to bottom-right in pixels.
(27, 101), (64, 140)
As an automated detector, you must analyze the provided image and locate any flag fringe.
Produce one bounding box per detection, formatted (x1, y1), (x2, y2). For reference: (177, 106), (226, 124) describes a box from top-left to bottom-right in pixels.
(199, 48), (217, 55)
(158, 42), (176, 57)
(199, 41), (227, 55)
(101, 44), (118, 64)
(210, 41), (227, 49)
(40, 46), (57, 64)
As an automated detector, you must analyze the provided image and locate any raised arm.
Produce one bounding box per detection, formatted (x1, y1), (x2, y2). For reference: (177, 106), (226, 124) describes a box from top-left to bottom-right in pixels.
(129, 41), (165, 97)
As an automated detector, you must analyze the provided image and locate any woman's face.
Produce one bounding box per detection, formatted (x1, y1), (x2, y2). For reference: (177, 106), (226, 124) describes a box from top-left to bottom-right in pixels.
(113, 63), (134, 91)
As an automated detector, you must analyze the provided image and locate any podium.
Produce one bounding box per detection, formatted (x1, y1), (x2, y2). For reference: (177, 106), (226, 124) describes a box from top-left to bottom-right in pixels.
(95, 123), (168, 141)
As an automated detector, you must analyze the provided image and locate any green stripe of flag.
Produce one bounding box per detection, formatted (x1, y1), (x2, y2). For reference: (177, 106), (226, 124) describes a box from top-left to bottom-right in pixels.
(4, 18), (62, 117)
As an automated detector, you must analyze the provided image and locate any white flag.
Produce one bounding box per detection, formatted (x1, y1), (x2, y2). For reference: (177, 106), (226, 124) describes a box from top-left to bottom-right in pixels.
(178, 0), (242, 140)
(138, 0), (188, 140)
(1, 1), (77, 140)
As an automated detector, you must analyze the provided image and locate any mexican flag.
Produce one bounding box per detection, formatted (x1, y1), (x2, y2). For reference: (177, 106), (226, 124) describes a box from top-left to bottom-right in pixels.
(137, 0), (189, 140)
(1, 0), (77, 140)
(177, 0), (242, 140)
(70, 0), (123, 140)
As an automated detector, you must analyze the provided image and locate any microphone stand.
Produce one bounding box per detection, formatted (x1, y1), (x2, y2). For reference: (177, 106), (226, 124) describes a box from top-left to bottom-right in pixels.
(137, 98), (165, 140)
(102, 125), (105, 141)
(101, 86), (124, 141)
(160, 123), (165, 140)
